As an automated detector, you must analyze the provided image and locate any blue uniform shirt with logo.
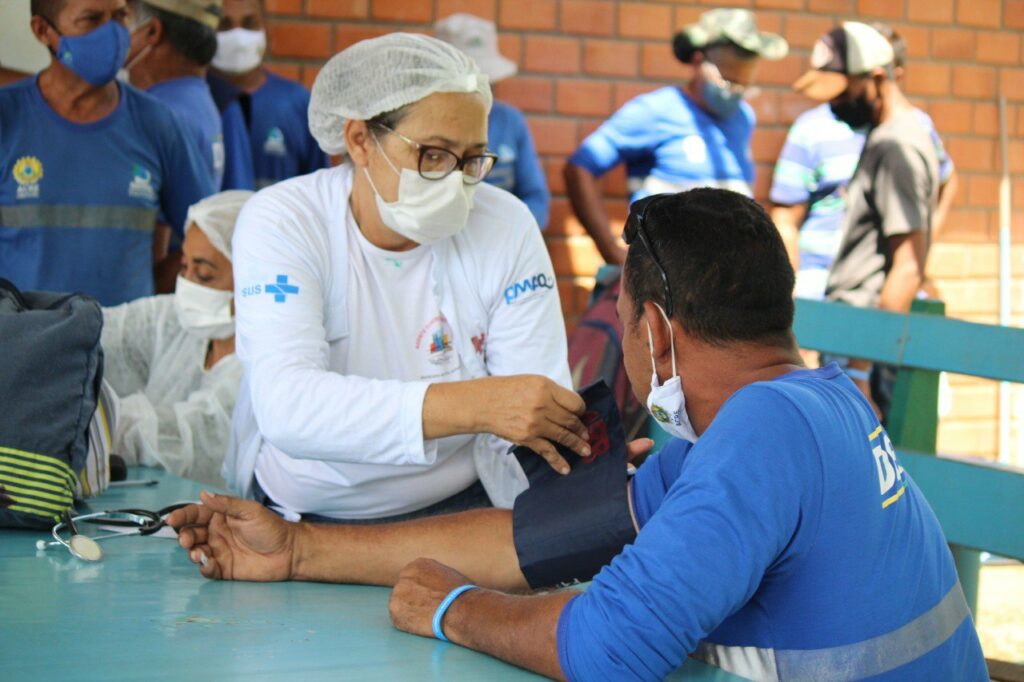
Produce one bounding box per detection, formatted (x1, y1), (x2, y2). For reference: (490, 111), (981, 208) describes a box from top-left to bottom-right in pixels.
(484, 100), (549, 229)
(147, 76), (225, 189)
(248, 72), (328, 189)
(0, 77), (215, 305)
(569, 86), (755, 203)
(770, 103), (954, 300)
(557, 364), (986, 681)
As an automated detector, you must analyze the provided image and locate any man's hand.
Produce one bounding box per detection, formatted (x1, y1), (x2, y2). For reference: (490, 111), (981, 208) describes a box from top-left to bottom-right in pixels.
(168, 490), (298, 582)
(389, 558), (472, 639)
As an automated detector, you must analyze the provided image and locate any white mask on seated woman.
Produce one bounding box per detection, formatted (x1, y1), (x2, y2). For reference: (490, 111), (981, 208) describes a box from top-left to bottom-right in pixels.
(174, 276), (234, 340)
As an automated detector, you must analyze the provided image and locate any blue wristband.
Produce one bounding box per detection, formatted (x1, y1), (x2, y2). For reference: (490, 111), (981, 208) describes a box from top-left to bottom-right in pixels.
(844, 368), (870, 382)
(432, 584), (479, 642)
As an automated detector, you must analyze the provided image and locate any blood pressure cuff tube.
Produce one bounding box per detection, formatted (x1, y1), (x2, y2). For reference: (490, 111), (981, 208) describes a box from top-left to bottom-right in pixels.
(512, 381), (637, 589)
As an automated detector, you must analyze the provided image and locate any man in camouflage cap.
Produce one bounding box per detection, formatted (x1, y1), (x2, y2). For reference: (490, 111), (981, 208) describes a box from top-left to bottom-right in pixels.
(565, 7), (788, 266)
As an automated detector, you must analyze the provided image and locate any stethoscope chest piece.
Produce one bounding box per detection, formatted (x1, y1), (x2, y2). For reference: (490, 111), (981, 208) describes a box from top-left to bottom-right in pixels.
(68, 534), (103, 562)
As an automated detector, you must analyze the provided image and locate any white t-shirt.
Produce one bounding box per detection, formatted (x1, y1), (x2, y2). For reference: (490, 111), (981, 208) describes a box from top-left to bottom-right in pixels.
(255, 211), (478, 517)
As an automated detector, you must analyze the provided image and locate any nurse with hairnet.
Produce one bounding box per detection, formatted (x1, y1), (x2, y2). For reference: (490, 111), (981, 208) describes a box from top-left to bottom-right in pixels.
(102, 191), (253, 487)
(227, 34), (589, 522)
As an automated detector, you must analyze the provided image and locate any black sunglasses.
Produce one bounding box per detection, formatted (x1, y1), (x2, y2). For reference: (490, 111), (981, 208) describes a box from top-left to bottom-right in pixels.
(622, 194), (674, 318)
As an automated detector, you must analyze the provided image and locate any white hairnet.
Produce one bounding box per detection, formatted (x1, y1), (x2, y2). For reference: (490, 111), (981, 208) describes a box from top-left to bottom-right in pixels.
(184, 190), (254, 262)
(308, 32), (493, 155)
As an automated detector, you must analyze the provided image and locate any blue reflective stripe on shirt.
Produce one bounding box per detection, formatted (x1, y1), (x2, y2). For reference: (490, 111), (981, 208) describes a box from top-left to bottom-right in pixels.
(485, 101), (550, 229)
(556, 364), (986, 681)
(569, 86), (754, 204)
(249, 72), (328, 189)
(0, 78), (214, 305)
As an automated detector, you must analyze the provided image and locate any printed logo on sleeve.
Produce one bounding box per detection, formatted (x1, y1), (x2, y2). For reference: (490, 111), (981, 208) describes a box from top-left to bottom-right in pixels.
(504, 272), (555, 305)
(242, 275), (300, 303)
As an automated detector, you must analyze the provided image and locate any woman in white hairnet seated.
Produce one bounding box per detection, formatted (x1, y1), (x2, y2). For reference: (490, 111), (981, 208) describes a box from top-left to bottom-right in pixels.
(102, 191), (253, 487)
(226, 33), (594, 523)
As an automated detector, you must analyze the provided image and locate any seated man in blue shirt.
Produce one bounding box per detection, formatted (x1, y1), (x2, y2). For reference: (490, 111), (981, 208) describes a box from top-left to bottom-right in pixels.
(170, 188), (986, 680)
(207, 0), (328, 189)
(435, 13), (549, 229)
(1, 0), (214, 306)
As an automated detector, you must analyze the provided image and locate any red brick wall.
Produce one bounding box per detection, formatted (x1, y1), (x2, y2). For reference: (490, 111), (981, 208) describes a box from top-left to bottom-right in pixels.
(262, 0), (1024, 461)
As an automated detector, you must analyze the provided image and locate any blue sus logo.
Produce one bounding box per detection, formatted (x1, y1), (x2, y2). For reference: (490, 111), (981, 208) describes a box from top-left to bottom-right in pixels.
(242, 275), (299, 303)
(504, 273), (554, 305)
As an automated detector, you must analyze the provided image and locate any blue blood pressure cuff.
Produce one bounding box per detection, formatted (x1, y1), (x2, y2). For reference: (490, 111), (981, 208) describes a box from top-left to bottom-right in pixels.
(512, 381), (637, 589)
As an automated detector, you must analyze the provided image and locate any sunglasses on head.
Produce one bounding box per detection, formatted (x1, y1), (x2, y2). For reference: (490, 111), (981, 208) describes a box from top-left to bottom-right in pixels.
(622, 194), (674, 318)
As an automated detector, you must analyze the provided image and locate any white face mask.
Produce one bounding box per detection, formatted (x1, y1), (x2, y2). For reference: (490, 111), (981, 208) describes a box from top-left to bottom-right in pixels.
(363, 137), (477, 245)
(174, 276), (234, 340)
(645, 304), (699, 443)
(212, 28), (266, 74)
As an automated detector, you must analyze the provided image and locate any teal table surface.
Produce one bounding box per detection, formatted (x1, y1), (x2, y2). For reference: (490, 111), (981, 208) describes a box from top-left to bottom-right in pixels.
(0, 468), (742, 681)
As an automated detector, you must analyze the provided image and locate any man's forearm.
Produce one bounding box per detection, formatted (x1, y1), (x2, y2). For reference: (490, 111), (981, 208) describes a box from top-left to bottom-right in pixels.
(292, 509), (529, 592)
(563, 163), (623, 265)
(878, 260), (923, 314)
(446, 588), (575, 680)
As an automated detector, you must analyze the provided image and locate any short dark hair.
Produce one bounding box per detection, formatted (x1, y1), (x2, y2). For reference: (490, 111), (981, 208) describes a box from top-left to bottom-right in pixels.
(31, 0), (66, 22)
(137, 1), (218, 66)
(623, 189), (795, 347)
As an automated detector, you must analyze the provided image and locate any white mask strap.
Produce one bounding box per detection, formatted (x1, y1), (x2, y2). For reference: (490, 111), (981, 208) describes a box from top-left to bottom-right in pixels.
(646, 302), (677, 379)
(371, 133), (401, 178)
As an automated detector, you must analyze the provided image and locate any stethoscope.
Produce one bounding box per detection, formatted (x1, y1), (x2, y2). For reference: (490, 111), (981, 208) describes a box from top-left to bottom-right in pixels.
(36, 504), (189, 561)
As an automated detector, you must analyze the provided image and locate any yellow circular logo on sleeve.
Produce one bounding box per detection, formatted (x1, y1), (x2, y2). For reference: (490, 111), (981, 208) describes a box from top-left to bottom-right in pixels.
(13, 156), (43, 186)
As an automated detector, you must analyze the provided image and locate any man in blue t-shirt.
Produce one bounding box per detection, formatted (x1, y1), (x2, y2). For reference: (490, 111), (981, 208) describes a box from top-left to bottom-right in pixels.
(770, 23), (958, 301)
(123, 0), (227, 190)
(0, 0), (214, 306)
(207, 0), (328, 190)
(168, 189), (985, 681)
(436, 13), (549, 229)
(564, 9), (787, 266)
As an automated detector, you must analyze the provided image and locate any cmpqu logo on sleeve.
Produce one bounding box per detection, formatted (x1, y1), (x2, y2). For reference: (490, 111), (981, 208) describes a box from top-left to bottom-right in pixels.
(504, 273), (555, 305)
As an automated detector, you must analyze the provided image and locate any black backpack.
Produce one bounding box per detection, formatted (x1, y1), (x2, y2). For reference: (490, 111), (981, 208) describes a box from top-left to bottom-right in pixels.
(0, 279), (104, 528)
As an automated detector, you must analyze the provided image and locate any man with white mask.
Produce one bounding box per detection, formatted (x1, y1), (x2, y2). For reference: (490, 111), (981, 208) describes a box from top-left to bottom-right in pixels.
(102, 190), (252, 486)
(226, 33), (588, 522)
(208, 0), (328, 189)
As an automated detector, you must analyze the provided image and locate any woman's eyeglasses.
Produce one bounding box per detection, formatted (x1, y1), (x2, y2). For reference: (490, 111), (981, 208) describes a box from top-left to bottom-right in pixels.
(371, 123), (499, 185)
(622, 194), (674, 318)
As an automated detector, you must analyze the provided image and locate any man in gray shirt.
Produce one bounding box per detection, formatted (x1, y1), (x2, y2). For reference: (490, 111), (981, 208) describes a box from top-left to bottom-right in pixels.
(794, 22), (939, 417)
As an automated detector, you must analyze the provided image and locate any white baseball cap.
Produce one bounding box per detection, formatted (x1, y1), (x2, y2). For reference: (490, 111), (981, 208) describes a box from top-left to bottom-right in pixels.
(794, 22), (895, 101)
(435, 13), (517, 83)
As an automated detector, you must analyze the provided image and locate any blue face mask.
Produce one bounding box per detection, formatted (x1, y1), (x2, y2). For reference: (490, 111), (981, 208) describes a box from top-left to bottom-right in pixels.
(54, 20), (130, 86)
(701, 79), (744, 119)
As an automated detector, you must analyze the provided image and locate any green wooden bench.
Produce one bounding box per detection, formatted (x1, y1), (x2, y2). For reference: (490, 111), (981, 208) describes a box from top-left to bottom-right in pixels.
(793, 297), (1024, 679)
